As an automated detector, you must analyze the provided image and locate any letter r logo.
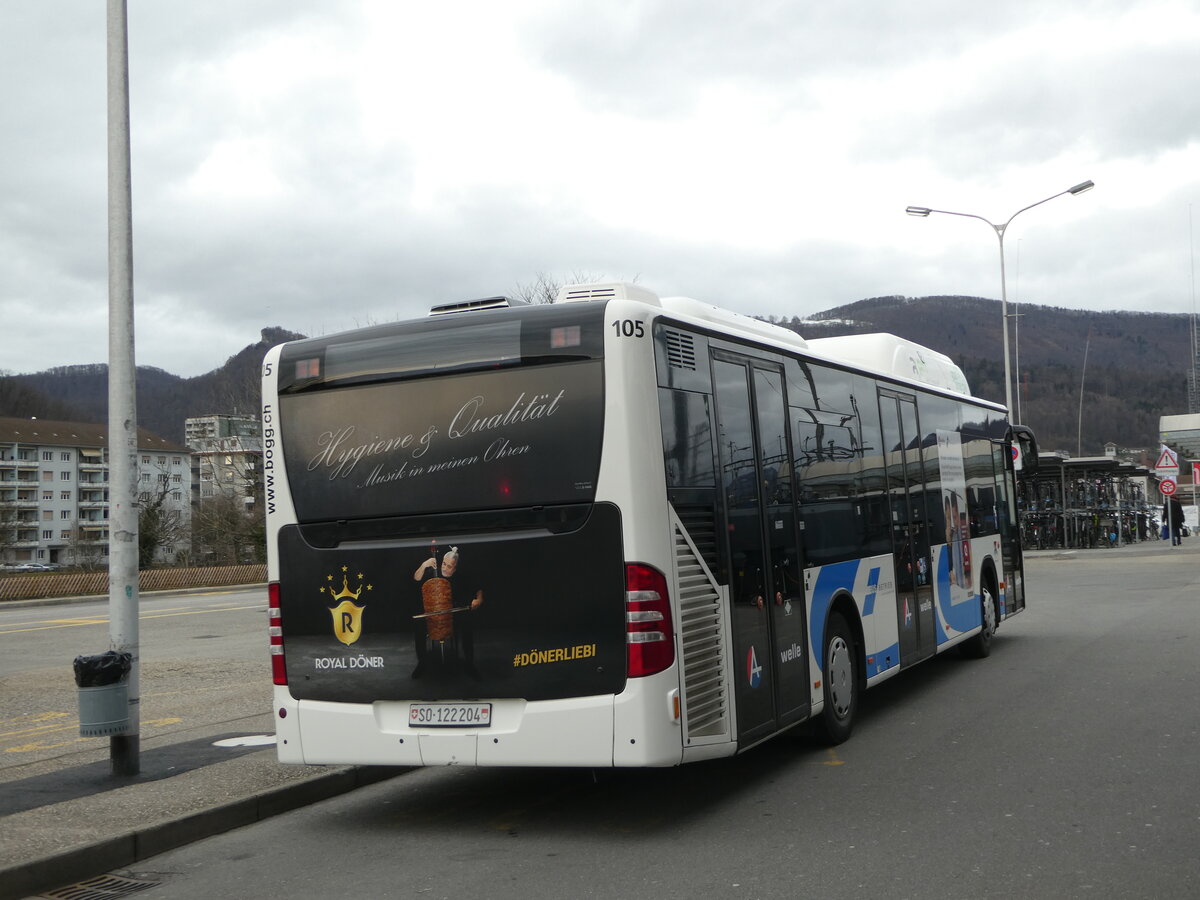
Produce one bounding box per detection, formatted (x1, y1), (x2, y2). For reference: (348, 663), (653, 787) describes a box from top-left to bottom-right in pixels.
(330, 600), (365, 646)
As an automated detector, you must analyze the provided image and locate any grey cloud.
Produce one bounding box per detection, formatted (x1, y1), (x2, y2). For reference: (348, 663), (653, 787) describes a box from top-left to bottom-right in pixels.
(1, 1), (1194, 379)
(859, 40), (1200, 173)
(523, 0), (1143, 116)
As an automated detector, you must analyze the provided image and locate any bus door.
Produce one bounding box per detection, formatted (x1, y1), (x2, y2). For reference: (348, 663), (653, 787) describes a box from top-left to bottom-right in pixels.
(993, 442), (1026, 614)
(712, 354), (809, 744)
(879, 391), (936, 666)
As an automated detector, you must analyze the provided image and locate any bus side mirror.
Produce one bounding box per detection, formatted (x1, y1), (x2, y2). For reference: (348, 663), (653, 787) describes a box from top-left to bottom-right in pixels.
(1009, 425), (1039, 476)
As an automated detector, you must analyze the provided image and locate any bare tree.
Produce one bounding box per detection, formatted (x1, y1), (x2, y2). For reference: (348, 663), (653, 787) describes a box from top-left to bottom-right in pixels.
(512, 271), (613, 305)
(0, 505), (18, 565)
(138, 473), (188, 569)
(67, 523), (106, 572)
(192, 493), (263, 565)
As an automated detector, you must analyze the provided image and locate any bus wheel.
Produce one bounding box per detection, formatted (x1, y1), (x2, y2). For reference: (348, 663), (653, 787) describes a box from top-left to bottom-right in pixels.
(960, 584), (997, 659)
(815, 613), (858, 745)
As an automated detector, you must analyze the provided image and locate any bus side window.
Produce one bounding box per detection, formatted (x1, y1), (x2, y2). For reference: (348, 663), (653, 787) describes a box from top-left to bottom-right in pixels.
(658, 387), (723, 580)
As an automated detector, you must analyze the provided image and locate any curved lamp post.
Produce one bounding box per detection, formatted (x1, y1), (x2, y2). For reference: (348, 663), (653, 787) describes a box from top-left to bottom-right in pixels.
(906, 180), (1094, 422)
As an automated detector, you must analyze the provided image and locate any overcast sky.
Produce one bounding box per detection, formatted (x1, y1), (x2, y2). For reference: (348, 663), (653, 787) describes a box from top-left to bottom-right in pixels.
(3, 0), (1198, 377)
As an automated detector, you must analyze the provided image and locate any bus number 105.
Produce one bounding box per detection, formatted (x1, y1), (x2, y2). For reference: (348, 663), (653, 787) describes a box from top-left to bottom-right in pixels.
(612, 319), (645, 338)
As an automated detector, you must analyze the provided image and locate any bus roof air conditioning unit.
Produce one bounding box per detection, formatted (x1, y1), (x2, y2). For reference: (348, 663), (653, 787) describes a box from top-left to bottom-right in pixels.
(428, 296), (530, 317)
(806, 333), (971, 395)
(556, 282), (661, 305)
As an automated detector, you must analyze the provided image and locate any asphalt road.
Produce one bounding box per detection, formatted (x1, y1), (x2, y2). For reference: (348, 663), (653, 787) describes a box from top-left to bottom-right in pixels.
(3, 549), (1198, 900)
(0, 587), (269, 770)
(67, 549), (1197, 900)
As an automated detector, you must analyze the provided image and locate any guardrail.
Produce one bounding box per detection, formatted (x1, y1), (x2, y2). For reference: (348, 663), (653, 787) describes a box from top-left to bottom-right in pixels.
(0, 564), (268, 602)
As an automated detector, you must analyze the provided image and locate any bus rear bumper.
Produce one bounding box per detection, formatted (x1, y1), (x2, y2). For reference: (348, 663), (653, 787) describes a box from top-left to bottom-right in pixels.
(274, 687), (624, 767)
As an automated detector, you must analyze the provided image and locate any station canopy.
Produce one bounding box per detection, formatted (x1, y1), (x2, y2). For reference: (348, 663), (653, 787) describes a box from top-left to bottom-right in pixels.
(1160, 414), (1200, 469)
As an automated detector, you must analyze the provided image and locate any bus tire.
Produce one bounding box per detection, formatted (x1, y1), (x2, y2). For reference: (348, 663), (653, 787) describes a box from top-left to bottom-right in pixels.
(960, 582), (997, 659)
(815, 612), (859, 745)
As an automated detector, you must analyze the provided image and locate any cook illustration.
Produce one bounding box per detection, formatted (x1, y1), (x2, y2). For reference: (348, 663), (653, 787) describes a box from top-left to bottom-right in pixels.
(411, 542), (483, 678)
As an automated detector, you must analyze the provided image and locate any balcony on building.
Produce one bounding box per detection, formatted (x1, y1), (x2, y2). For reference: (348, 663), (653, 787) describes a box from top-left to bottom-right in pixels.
(0, 491), (38, 508)
(0, 457), (39, 471)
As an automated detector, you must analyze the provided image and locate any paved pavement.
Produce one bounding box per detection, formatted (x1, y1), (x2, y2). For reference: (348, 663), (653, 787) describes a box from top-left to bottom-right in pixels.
(1, 534), (1194, 899)
(0, 722), (406, 900)
(0, 590), (408, 900)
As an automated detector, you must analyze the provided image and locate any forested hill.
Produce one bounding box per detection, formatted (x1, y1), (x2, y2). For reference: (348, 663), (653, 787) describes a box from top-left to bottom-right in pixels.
(0, 326), (304, 444)
(1, 300), (1192, 454)
(775, 295), (1190, 455)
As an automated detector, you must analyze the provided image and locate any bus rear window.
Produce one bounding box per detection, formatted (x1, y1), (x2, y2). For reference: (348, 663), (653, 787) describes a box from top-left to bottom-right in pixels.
(323, 321), (522, 384)
(279, 360), (604, 521)
(278, 304), (605, 393)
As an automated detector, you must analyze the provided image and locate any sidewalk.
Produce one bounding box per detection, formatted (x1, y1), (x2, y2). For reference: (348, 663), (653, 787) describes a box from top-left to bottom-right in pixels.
(1023, 533), (1200, 559)
(0, 711), (406, 900)
(0, 589), (409, 900)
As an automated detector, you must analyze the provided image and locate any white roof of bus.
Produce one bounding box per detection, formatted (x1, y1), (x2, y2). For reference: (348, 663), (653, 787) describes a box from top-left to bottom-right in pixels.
(805, 333), (972, 396)
(556, 281), (973, 397)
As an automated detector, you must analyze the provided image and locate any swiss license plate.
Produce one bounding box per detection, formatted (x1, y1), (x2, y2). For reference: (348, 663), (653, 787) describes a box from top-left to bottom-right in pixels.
(408, 702), (492, 728)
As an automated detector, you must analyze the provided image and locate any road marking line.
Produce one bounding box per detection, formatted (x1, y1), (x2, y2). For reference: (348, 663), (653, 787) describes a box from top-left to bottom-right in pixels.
(3, 715), (186, 753)
(0, 604), (262, 635)
(811, 748), (844, 766)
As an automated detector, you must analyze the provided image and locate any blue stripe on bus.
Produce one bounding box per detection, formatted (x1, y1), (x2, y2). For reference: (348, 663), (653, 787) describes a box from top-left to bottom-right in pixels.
(862, 565), (881, 616)
(808, 559), (862, 667)
(809, 553), (982, 673)
(934, 545), (983, 639)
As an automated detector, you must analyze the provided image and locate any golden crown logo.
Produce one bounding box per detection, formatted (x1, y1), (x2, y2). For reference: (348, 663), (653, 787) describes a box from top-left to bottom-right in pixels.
(331, 574), (361, 602)
(322, 565), (372, 646)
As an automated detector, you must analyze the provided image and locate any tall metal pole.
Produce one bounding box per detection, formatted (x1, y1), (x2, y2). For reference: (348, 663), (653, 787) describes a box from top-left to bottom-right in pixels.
(1077, 325), (1091, 457)
(996, 227), (1014, 421)
(1190, 205), (1197, 413)
(906, 180), (1094, 423)
(107, 0), (140, 776)
(1013, 239), (1022, 424)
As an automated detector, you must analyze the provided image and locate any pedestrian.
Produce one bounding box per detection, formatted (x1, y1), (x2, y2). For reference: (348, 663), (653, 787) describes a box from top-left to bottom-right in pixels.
(1164, 495), (1186, 546)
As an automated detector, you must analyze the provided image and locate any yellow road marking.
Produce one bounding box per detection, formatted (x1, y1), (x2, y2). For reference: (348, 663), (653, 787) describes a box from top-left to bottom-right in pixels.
(1, 723), (73, 740)
(3, 715), (185, 753)
(6, 737), (90, 753)
(0, 604), (262, 636)
(815, 748), (844, 766)
(0, 711), (70, 727)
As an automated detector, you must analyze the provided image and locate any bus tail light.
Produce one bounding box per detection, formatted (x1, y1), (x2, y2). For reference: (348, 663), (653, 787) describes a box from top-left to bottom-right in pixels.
(625, 563), (674, 678)
(268, 582), (287, 686)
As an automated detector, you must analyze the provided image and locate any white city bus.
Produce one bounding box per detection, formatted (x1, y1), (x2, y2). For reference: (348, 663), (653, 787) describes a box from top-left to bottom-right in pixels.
(263, 282), (1036, 767)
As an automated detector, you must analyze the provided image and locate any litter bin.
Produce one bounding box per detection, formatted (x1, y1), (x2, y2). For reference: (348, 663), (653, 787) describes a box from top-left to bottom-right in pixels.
(74, 651), (131, 737)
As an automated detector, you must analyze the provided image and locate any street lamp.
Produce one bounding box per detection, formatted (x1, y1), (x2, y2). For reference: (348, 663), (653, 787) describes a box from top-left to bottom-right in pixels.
(906, 180), (1094, 422)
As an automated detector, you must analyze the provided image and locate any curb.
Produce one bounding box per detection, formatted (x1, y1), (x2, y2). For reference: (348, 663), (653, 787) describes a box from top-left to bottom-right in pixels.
(0, 765), (408, 900)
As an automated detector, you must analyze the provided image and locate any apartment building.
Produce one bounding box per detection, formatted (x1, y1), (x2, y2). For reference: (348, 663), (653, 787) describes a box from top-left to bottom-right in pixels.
(185, 413), (262, 503)
(0, 417), (190, 567)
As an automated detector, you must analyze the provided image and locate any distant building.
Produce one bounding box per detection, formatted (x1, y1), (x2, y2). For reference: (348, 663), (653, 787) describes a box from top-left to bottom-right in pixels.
(0, 417), (190, 567)
(185, 414), (262, 505)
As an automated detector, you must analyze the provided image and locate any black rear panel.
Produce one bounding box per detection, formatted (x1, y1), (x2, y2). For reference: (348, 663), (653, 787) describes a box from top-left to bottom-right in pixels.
(278, 502), (626, 702)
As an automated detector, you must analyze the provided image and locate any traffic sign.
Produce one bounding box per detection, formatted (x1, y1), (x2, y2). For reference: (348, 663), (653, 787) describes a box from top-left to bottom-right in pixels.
(1161, 478), (1177, 496)
(1156, 445), (1179, 476)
